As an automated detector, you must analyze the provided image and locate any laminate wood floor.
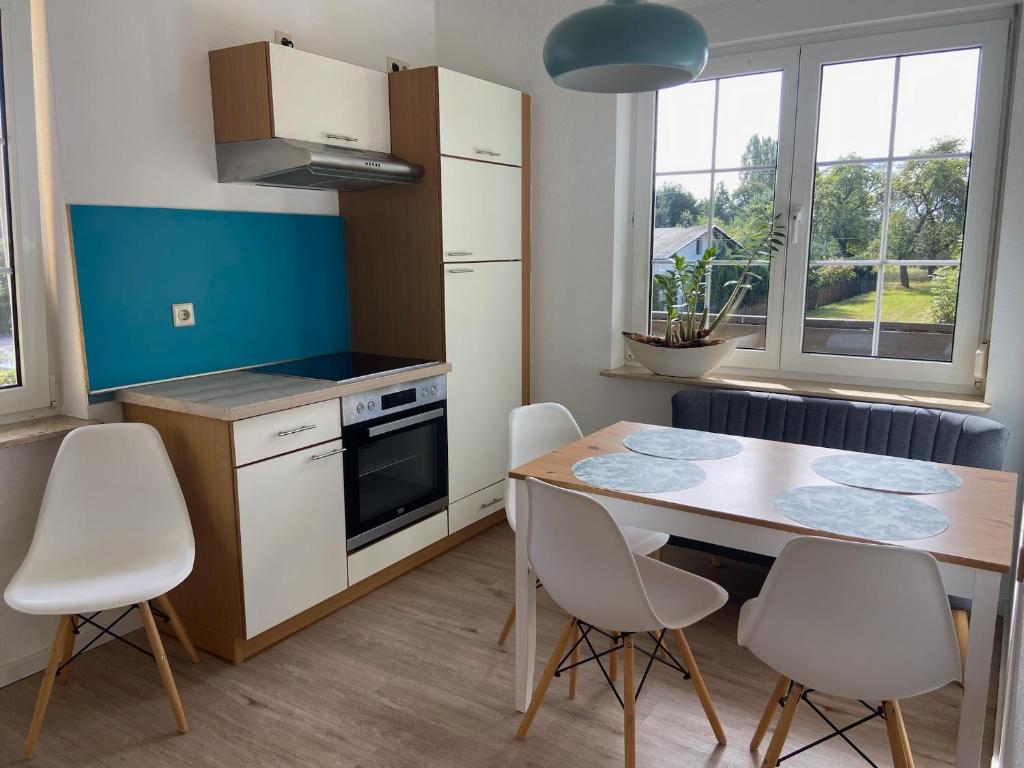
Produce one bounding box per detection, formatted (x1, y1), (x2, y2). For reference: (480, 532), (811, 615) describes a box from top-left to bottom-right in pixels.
(0, 524), (997, 767)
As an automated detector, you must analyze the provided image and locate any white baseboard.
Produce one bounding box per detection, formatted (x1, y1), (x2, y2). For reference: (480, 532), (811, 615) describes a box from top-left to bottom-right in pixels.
(0, 613), (143, 688)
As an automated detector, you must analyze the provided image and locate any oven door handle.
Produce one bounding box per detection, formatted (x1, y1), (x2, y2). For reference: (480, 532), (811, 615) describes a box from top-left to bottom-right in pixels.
(366, 407), (445, 438)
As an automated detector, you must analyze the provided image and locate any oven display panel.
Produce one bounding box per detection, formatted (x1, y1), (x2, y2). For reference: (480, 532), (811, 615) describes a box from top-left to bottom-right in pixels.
(381, 388), (417, 410)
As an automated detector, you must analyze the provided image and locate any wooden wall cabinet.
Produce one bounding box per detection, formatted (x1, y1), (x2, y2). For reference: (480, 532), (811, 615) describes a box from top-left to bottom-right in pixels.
(209, 42), (391, 153)
(340, 67), (530, 533)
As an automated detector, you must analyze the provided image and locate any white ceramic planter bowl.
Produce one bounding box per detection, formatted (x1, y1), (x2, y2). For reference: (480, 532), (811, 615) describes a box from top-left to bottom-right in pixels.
(624, 335), (739, 378)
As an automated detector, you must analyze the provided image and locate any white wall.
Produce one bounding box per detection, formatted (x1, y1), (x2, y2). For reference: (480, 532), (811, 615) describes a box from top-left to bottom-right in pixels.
(0, 0), (437, 686)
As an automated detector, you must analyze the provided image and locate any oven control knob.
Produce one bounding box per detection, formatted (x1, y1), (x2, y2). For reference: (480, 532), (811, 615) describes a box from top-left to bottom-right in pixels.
(422, 387), (429, 397)
(356, 403), (365, 414)
(430, 385), (437, 395)
(367, 401), (376, 411)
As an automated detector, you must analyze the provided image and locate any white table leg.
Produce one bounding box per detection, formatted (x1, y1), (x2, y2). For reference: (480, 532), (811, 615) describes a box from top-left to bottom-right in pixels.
(957, 569), (1000, 767)
(514, 478), (536, 713)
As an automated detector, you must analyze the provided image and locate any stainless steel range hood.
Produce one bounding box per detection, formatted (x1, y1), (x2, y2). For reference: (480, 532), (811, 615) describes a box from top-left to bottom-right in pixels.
(216, 138), (424, 191)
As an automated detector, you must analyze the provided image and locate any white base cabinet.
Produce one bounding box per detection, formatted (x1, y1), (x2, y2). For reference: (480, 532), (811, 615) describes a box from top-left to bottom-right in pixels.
(444, 261), (523, 504)
(449, 480), (506, 534)
(237, 439), (348, 638)
(348, 511), (449, 584)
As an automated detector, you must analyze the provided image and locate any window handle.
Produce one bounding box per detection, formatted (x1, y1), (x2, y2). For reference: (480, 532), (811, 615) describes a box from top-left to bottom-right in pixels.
(789, 203), (805, 246)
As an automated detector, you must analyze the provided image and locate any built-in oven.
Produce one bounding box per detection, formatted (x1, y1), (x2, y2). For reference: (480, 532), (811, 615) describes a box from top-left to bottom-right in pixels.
(341, 374), (448, 551)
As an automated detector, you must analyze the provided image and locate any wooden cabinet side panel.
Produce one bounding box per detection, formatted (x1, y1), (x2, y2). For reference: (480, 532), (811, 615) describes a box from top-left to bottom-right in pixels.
(340, 66), (445, 360)
(522, 93), (532, 404)
(123, 404), (244, 636)
(209, 42), (273, 142)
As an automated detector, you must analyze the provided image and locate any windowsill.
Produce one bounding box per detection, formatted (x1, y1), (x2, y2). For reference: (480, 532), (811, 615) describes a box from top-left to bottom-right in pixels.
(0, 415), (99, 450)
(599, 365), (991, 414)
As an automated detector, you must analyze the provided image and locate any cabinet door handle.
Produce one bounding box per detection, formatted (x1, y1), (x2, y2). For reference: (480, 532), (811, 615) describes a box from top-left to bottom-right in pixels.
(475, 148), (501, 157)
(311, 447), (346, 461)
(445, 250), (474, 257)
(278, 424), (317, 437)
(479, 497), (503, 510)
(446, 267), (475, 274)
(325, 133), (359, 143)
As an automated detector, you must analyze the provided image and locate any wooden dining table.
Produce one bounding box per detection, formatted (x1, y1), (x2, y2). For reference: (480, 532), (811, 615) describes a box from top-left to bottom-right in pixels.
(508, 421), (1018, 768)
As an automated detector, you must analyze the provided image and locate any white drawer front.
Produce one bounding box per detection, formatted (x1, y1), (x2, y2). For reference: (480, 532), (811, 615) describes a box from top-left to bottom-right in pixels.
(237, 440), (347, 638)
(438, 68), (521, 166)
(449, 480), (505, 534)
(441, 158), (521, 263)
(347, 511), (448, 585)
(233, 399), (342, 466)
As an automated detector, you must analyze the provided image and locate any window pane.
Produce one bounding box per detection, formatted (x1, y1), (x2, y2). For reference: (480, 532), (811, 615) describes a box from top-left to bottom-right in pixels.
(651, 175), (712, 326)
(809, 162), (886, 261)
(893, 49), (979, 156)
(656, 80), (715, 172)
(886, 158), (969, 261)
(878, 265), (956, 362)
(714, 72), (782, 169)
(0, 274), (17, 388)
(817, 58), (895, 162)
(708, 262), (769, 350)
(712, 169), (777, 246)
(803, 265), (878, 356)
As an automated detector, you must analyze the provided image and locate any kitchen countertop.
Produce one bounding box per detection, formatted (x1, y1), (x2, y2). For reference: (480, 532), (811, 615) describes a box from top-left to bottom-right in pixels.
(117, 362), (452, 421)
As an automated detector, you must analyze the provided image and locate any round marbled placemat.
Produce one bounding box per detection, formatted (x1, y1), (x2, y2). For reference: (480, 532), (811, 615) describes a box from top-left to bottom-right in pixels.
(622, 427), (743, 461)
(811, 453), (962, 494)
(775, 485), (950, 541)
(571, 453), (706, 494)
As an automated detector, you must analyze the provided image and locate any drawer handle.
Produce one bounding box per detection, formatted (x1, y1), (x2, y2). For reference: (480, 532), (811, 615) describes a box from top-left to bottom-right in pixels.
(311, 447), (346, 461)
(446, 251), (474, 257)
(447, 267), (475, 274)
(325, 133), (359, 143)
(475, 148), (501, 157)
(278, 424), (317, 437)
(479, 497), (502, 510)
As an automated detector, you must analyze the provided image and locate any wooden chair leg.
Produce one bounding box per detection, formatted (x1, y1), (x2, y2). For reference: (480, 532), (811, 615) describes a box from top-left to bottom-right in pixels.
(138, 602), (188, 733)
(153, 594), (199, 663)
(609, 632), (619, 683)
(623, 634), (637, 768)
(516, 617), (576, 739)
(889, 700), (915, 768)
(56, 615), (77, 684)
(751, 675), (790, 751)
(569, 622), (580, 699)
(498, 603), (516, 644)
(760, 682), (803, 768)
(653, 548), (664, 562)
(952, 609), (969, 683)
(670, 628), (726, 745)
(883, 701), (909, 768)
(24, 615), (73, 758)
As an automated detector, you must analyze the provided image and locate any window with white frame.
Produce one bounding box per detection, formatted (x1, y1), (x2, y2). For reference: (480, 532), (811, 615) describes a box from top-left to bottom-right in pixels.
(633, 20), (1009, 392)
(0, 0), (51, 417)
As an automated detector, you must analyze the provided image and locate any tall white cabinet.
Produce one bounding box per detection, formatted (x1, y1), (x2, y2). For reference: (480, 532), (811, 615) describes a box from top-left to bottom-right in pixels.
(342, 67), (530, 535)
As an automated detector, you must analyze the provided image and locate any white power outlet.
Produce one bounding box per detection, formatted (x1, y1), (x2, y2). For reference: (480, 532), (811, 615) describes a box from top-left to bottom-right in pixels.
(274, 31), (295, 47)
(386, 57), (409, 74)
(172, 303), (196, 328)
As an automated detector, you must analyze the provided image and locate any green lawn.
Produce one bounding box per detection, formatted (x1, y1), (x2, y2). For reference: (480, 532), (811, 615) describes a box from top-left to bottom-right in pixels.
(808, 272), (933, 322)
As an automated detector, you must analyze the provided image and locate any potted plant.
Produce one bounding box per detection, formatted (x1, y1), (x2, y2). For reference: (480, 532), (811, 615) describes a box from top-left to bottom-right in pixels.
(624, 215), (787, 378)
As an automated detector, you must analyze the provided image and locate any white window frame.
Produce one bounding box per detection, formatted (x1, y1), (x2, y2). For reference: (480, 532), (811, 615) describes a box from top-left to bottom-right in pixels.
(630, 47), (799, 372)
(0, 0), (50, 418)
(629, 18), (1009, 394)
(781, 20), (1008, 391)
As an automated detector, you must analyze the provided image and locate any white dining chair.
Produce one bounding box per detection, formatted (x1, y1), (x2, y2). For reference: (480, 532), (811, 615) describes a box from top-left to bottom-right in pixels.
(4, 423), (199, 758)
(516, 478), (728, 767)
(498, 402), (670, 645)
(739, 536), (962, 768)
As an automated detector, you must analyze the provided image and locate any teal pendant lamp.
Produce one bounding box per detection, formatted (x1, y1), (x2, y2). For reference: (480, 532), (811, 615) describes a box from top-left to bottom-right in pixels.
(543, 0), (709, 93)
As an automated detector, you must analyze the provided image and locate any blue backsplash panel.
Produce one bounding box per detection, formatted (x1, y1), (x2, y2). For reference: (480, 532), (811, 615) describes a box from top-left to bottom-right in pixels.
(70, 205), (350, 392)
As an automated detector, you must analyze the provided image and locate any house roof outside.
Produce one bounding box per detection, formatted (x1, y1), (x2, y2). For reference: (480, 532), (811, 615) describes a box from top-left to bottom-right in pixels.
(652, 225), (738, 263)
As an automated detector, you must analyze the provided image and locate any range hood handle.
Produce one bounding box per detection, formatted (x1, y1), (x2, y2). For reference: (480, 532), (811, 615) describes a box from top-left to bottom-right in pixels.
(325, 133), (359, 143)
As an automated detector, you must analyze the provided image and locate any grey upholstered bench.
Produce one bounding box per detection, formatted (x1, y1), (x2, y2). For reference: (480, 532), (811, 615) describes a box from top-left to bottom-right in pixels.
(670, 387), (1009, 676)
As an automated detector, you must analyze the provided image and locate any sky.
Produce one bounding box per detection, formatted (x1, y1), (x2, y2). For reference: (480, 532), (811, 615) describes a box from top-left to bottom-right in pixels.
(654, 47), (980, 200)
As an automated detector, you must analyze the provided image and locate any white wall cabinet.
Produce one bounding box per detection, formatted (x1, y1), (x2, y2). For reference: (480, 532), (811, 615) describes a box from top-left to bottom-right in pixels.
(444, 262), (523, 503)
(237, 439), (348, 638)
(441, 157), (522, 263)
(268, 44), (391, 153)
(438, 68), (521, 166)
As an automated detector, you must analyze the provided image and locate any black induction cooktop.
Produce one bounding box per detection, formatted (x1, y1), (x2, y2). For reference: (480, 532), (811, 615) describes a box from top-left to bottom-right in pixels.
(249, 352), (434, 383)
